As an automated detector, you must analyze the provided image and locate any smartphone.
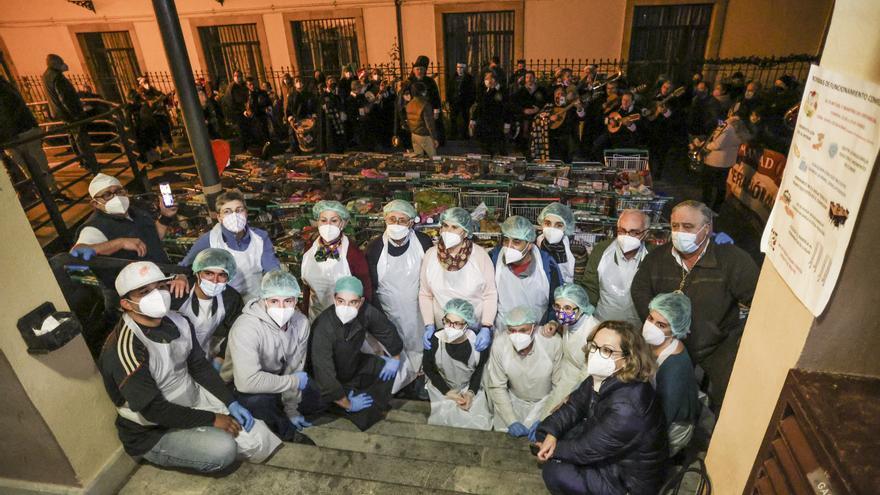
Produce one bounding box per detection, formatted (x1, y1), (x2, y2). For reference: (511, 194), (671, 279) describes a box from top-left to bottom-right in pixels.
(159, 183), (175, 208)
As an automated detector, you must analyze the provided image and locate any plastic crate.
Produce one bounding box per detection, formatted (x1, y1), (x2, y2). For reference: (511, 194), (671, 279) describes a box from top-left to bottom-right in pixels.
(460, 191), (509, 217)
(508, 197), (560, 224)
(604, 149), (650, 171)
(570, 232), (609, 255)
(614, 195), (673, 222)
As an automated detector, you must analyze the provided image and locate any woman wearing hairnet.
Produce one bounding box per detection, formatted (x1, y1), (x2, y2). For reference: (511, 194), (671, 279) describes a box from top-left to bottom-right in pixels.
(489, 215), (562, 330)
(419, 207), (497, 353)
(423, 299), (493, 430)
(536, 203), (576, 284)
(301, 200), (373, 321)
(644, 292), (700, 456)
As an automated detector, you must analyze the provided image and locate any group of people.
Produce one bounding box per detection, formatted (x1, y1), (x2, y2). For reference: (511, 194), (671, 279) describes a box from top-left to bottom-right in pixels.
(69, 169), (758, 494)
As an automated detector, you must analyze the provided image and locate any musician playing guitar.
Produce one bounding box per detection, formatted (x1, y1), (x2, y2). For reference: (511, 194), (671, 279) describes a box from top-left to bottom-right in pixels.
(645, 80), (684, 179)
(530, 86), (586, 163)
(513, 70), (550, 159)
(592, 91), (644, 156)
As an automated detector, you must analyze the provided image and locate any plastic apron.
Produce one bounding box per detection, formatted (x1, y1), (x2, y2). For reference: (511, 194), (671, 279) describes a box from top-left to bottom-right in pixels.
(494, 245), (550, 331)
(116, 313), (281, 463)
(546, 314), (601, 411)
(178, 289), (225, 359)
(424, 248), (487, 328)
(301, 235), (352, 321)
(594, 241), (646, 327)
(209, 224), (264, 303)
(425, 329), (492, 430)
(375, 231), (424, 393)
(537, 234), (575, 284)
(491, 335), (556, 432)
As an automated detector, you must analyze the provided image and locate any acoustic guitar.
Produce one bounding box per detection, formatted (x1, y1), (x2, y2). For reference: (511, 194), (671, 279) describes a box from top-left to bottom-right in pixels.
(605, 112), (641, 133)
(641, 86), (686, 121)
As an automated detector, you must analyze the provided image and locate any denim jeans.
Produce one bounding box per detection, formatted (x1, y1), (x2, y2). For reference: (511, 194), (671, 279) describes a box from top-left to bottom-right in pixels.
(142, 427), (237, 473)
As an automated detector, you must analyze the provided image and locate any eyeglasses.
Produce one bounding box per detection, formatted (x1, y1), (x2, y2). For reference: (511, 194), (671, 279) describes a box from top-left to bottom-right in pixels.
(553, 304), (579, 313)
(95, 188), (127, 202)
(385, 217), (412, 226)
(441, 317), (467, 330)
(616, 228), (646, 237)
(587, 342), (626, 359)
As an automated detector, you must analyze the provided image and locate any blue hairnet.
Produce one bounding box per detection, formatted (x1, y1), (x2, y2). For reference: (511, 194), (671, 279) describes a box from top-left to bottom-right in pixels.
(383, 199), (418, 219)
(261, 270), (302, 299)
(648, 292), (692, 339)
(312, 200), (350, 221)
(334, 276), (364, 297)
(538, 202), (575, 235)
(443, 298), (477, 328)
(192, 248), (237, 281)
(501, 215), (536, 243)
(504, 305), (538, 327)
(553, 283), (595, 316)
(439, 207), (473, 236)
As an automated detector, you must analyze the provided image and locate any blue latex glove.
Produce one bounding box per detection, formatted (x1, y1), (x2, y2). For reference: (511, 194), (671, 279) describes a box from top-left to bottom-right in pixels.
(423, 324), (436, 350)
(714, 232), (735, 245)
(528, 421), (541, 442)
(293, 371), (309, 391)
(227, 401), (255, 432)
(378, 356), (400, 382)
(211, 358), (223, 372)
(507, 421), (529, 438)
(346, 390), (374, 413)
(68, 246), (96, 271)
(474, 326), (492, 352)
(289, 415), (313, 431)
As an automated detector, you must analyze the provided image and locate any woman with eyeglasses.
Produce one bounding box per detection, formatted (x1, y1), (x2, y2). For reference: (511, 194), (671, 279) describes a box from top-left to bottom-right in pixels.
(535, 320), (667, 495)
(422, 299), (493, 430)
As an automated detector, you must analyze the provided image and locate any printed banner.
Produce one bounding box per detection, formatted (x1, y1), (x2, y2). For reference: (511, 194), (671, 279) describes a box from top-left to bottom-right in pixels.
(727, 144), (788, 221)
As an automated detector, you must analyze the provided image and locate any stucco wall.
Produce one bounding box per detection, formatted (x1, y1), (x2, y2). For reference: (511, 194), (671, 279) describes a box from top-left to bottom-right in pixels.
(523, 0), (625, 61)
(718, 0), (833, 58)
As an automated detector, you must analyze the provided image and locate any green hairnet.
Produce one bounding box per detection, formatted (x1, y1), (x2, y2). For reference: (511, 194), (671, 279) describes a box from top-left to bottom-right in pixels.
(312, 200), (350, 221)
(553, 283), (594, 316)
(443, 298), (477, 328)
(538, 202), (575, 235)
(439, 207), (473, 236)
(192, 248), (237, 281)
(649, 292), (692, 339)
(383, 199), (418, 219)
(334, 276), (363, 297)
(501, 215), (536, 243)
(504, 305), (538, 327)
(261, 270), (302, 299)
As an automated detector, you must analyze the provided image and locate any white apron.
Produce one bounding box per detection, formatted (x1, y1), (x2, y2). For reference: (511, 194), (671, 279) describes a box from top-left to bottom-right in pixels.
(209, 224), (264, 303)
(426, 329), (492, 430)
(546, 314), (601, 411)
(178, 289), (226, 359)
(116, 313), (281, 463)
(494, 245), (550, 331)
(301, 235), (352, 321)
(594, 242), (646, 326)
(424, 248), (488, 328)
(491, 335), (556, 432)
(538, 234), (575, 283)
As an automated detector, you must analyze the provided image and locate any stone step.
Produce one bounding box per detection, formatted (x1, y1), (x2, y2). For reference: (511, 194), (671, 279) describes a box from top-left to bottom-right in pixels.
(267, 443), (549, 494)
(385, 408), (428, 424)
(390, 398), (431, 414)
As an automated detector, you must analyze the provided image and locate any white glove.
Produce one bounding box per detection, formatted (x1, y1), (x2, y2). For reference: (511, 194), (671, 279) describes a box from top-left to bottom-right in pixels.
(503, 123), (511, 134)
(433, 108), (440, 119)
(663, 109), (672, 118)
(626, 123), (637, 132)
(340, 112), (347, 122)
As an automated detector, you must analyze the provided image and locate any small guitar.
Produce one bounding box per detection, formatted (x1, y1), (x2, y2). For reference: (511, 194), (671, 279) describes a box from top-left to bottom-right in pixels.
(605, 112), (641, 133)
(602, 84), (647, 114)
(547, 72), (625, 130)
(641, 86), (686, 121)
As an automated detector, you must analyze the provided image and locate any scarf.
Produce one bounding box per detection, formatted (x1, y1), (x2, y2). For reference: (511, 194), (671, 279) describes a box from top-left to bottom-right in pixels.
(315, 235), (343, 262)
(541, 238), (568, 264)
(437, 238), (473, 272)
(530, 104), (554, 162)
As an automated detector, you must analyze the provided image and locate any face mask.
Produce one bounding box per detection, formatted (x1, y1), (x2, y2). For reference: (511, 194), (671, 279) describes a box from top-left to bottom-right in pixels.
(556, 97), (566, 105)
(267, 306), (295, 327)
(744, 91), (755, 100)
(295, 83), (303, 90)
(504, 245), (528, 265)
(509, 331), (534, 352)
(444, 327), (465, 341)
(671, 225), (707, 254)
(642, 320), (668, 346)
(318, 224), (342, 242)
(130, 289), (171, 319)
(335, 304), (359, 324)
(103, 195), (130, 215)
(386, 224), (410, 241)
(484, 80), (492, 88)
(555, 308), (579, 325)
(543, 227), (565, 244)
(587, 353), (619, 379)
(200, 279), (226, 298)
(222, 212), (247, 233)
(441, 231), (462, 249)
(617, 234), (642, 253)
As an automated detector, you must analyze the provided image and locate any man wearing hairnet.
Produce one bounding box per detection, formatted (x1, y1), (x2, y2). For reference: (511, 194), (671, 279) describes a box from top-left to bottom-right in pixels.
(485, 305), (562, 441)
(489, 215), (562, 330)
(536, 202), (577, 284)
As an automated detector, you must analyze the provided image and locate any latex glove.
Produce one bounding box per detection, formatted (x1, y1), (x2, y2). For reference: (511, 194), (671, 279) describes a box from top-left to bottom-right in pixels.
(212, 358), (223, 372)
(227, 401), (255, 432)
(289, 415), (313, 431)
(68, 246), (96, 271)
(474, 326), (492, 352)
(423, 324), (436, 350)
(346, 390), (374, 413)
(714, 232), (735, 245)
(626, 123), (637, 132)
(528, 420), (541, 442)
(507, 421), (529, 438)
(293, 371), (309, 391)
(379, 356), (400, 382)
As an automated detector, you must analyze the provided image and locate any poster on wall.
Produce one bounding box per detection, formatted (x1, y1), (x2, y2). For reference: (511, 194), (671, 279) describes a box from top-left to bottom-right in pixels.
(727, 144), (788, 222)
(761, 64), (880, 316)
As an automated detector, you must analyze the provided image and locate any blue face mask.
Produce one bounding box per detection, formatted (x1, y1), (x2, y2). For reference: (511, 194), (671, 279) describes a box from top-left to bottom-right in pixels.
(556, 308), (580, 325)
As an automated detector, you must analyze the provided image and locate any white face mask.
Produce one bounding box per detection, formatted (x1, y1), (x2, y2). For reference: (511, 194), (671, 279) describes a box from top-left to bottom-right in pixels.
(200, 278), (226, 298)
(267, 306), (295, 327)
(444, 327), (465, 342)
(617, 234), (642, 253)
(319, 224), (342, 242)
(509, 331), (534, 352)
(222, 212), (247, 233)
(335, 304), (359, 324)
(744, 91), (755, 100)
(556, 97), (566, 105)
(385, 224), (410, 241)
(103, 195), (130, 215)
(441, 231), (462, 249)
(504, 245), (528, 265)
(671, 225), (707, 255)
(642, 320), (668, 346)
(131, 289), (171, 319)
(587, 353), (620, 379)
(542, 227), (564, 244)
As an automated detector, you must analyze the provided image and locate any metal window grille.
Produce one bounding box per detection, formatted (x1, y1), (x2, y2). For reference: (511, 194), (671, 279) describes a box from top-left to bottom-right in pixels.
(443, 11), (515, 81)
(76, 31), (141, 102)
(628, 4), (714, 85)
(198, 23), (266, 87)
(292, 18), (361, 78)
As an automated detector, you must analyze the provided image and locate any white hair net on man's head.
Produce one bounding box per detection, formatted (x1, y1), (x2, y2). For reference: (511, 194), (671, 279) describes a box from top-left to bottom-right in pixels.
(504, 305), (538, 327)
(501, 215), (537, 243)
(261, 270), (302, 299)
(553, 283), (594, 316)
(538, 202), (575, 235)
(192, 248), (237, 281)
(443, 298), (477, 328)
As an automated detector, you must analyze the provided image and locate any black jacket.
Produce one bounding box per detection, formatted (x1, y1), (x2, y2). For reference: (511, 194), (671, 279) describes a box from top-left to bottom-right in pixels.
(284, 89), (316, 120)
(408, 74), (441, 109)
(473, 86), (507, 138)
(537, 376), (667, 495)
(171, 276), (245, 356)
(0, 78), (38, 142)
(42, 68), (85, 122)
(447, 73), (475, 111)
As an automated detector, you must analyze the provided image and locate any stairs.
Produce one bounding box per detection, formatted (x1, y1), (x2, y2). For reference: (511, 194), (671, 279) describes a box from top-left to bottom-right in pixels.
(119, 399), (549, 494)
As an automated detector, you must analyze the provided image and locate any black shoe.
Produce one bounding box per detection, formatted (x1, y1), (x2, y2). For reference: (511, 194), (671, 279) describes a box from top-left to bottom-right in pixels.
(290, 431), (315, 445)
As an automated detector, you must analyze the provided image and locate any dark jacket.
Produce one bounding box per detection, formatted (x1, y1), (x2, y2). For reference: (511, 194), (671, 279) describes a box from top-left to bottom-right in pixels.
(447, 72), (476, 111)
(42, 68), (85, 122)
(171, 276), (245, 356)
(0, 78), (39, 142)
(488, 245), (562, 323)
(473, 85), (507, 139)
(583, 238), (654, 308)
(284, 89), (316, 120)
(223, 81), (249, 115)
(537, 376), (668, 495)
(408, 74), (441, 110)
(405, 97), (438, 138)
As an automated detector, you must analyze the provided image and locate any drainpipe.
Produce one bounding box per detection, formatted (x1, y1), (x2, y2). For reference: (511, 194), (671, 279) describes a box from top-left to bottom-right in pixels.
(395, 0), (406, 78)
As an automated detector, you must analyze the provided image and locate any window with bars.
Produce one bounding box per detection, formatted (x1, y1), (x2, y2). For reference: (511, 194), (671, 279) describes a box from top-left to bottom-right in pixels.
(628, 3), (714, 85)
(292, 18), (360, 78)
(76, 31), (141, 102)
(443, 11), (515, 80)
(198, 23), (266, 88)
